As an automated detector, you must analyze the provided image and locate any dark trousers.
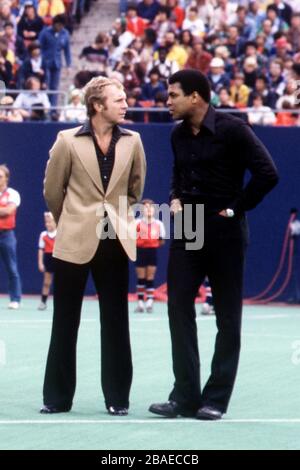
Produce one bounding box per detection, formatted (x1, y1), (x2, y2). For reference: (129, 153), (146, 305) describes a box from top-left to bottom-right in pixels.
(167, 215), (247, 413)
(42, 237), (132, 409)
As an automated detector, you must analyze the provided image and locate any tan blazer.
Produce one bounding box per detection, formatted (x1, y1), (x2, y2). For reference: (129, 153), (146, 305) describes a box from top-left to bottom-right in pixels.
(44, 125), (146, 263)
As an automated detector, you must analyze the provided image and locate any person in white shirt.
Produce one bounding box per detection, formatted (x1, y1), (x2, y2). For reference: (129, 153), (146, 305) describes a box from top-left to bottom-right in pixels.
(248, 93), (276, 125)
(59, 88), (86, 122)
(182, 6), (205, 37)
(13, 76), (50, 120)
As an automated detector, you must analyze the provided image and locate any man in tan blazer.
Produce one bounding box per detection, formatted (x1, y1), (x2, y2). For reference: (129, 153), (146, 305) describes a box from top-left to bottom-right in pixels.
(40, 76), (146, 416)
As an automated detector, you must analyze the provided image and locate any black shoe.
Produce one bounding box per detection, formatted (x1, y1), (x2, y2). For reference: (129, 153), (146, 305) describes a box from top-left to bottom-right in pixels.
(40, 404), (71, 414)
(107, 406), (128, 416)
(196, 405), (223, 421)
(149, 400), (196, 418)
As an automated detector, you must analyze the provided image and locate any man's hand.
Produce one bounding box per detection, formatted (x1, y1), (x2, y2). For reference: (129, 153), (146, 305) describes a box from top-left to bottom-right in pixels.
(170, 198), (183, 215)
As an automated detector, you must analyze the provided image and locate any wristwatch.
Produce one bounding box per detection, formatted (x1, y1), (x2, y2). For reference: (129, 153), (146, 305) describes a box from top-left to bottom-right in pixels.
(225, 208), (235, 218)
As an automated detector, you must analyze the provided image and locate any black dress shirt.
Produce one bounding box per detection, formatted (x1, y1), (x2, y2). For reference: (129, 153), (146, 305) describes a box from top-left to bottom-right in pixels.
(170, 106), (279, 215)
(75, 120), (130, 192)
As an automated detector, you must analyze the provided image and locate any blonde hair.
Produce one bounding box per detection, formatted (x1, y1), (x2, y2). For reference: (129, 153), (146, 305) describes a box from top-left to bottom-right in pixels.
(44, 211), (54, 220)
(83, 76), (124, 117)
(0, 164), (10, 182)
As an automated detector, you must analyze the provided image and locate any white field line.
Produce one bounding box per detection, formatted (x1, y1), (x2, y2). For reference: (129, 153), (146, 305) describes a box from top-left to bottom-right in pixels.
(0, 418), (300, 425)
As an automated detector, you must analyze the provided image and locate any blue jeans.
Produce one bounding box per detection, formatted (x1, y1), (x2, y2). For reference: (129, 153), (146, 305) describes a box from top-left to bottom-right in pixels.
(0, 230), (22, 302)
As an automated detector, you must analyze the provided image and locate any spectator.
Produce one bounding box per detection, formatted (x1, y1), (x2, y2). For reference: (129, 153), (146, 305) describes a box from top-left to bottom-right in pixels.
(207, 57), (230, 94)
(0, 41), (13, 87)
(184, 37), (212, 74)
(139, 28), (157, 66)
(158, 30), (188, 68)
(140, 67), (165, 101)
(271, 36), (293, 62)
(216, 86), (235, 109)
(275, 100), (297, 125)
(0, 95), (23, 122)
(259, 19), (275, 52)
(179, 29), (194, 56)
(191, 0), (214, 31)
(182, 6), (205, 37)
(17, 2), (44, 48)
(152, 6), (174, 44)
(248, 92), (276, 125)
(230, 72), (250, 108)
(270, 0), (293, 26)
(126, 4), (147, 38)
(225, 25), (246, 60)
(166, 0), (185, 30)
(0, 22), (26, 63)
(17, 42), (47, 88)
(108, 17), (135, 67)
(276, 78), (298, 108)
(39, 14), (71, 111)
(288, 13), (300, 52)
(0, 164), (22, 310)
(0, 2), (17, 32)
(212, 0), (237, 32)
(149, 90), (172, 122)
(38, 0), (65, 26)
(59, 88), (86, 122)
(13, 76), (50, 120)
(268, 59), (286, 96)
(265, 5), (289, 35)
(124, 90), (144, 123)
(242, 55), (259, 89)
(115, 48), (141, 92)
(147, 46), (179, 86)
(79, 32), (109, 67)
(137, 0), (160, 23)
(234, 5), (255, 40)
(248, 75), (278, 108)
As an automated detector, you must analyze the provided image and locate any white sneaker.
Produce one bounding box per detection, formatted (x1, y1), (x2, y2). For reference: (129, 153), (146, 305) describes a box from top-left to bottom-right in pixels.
(201, 302), (214, 316)
(38, 302), (47, 311)
(134, 300), (145, 313)
(8, 301), (20, 310)
(146, 299), (154, 313)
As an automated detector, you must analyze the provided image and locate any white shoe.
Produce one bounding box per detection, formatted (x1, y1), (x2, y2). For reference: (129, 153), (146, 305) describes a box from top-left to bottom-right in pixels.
(201, 302), (214, 316)
(38, 302), (47, 311)
(134, 300), (145, 313)
(8, 301), (20, 310)
(146, 299), (154, 313)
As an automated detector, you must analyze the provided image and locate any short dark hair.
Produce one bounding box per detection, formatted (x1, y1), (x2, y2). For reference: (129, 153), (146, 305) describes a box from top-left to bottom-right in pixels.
(53, 14), (66, 25)
(168, 70), (211, 103)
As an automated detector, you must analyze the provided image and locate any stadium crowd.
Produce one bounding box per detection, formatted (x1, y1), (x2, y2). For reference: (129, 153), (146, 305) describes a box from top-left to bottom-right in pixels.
(1, 0), (300, 124)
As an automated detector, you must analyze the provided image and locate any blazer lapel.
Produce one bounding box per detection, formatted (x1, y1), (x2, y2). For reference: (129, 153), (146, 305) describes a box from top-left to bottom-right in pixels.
(105, 137), (132, 197)
(72, 136), (104, 195)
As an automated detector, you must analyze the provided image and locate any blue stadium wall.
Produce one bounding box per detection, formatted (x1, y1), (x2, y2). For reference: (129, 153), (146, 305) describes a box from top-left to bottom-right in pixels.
(0, 121), (299, 300)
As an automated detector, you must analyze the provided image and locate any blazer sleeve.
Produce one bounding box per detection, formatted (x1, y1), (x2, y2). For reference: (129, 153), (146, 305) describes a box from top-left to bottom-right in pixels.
(44, 131), (72, 223)
(128, 134), (146, 206)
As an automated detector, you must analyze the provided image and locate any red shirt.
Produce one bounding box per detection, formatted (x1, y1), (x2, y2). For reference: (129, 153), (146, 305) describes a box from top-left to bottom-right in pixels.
(136, 219), (165, 248)
(0, 188), (21, 230)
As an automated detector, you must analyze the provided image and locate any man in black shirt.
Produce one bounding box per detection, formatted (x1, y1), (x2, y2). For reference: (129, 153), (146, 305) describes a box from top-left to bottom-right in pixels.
(149, 70), (279, 420)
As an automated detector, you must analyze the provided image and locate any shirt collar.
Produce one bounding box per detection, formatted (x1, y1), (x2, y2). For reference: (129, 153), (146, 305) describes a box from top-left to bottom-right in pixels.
(180, 105), (216, 136)
(75, 119), (133, 137)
